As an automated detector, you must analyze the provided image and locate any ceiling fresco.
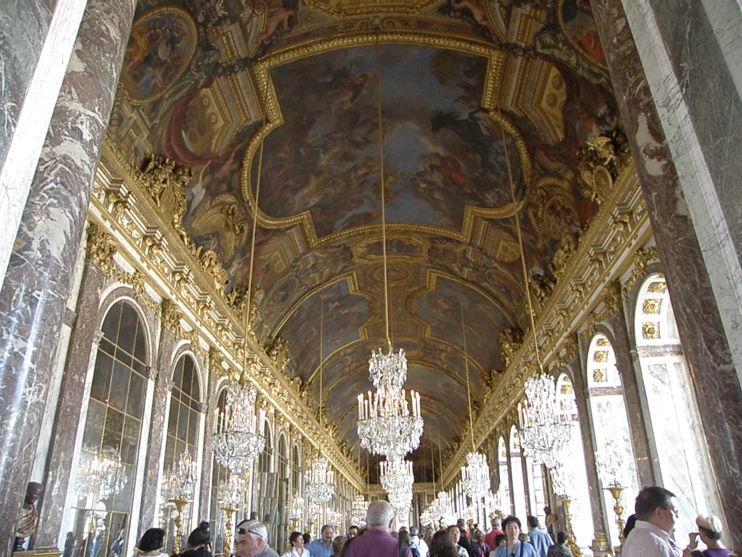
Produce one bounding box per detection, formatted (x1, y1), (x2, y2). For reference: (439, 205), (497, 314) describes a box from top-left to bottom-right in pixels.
(108, 0), (617, 479)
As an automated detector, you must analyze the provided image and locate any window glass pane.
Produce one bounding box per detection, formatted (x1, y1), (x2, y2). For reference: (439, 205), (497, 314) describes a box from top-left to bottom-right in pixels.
(90, 352), (113, 403)
(101, 304), (120, 341)
(117, 304), (138, 354)
(103, 407), (125, 454)
(82, 400), (106, 450)
(121, 416), (140, 465)
(127, 372), (144, 417)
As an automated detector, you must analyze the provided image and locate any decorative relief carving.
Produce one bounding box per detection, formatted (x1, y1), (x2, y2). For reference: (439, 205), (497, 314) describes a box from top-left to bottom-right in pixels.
(208, 348), (224, 375)
(624, 246), (659, 293)
(86, 224), (118, 275)
(161, 300), (182, 333)
(578, 128), (631, 205)
(529, 271), (557, 306)
(498, 327), (523, 371)
(142, 155), (192, 240)
(266, 336), (290, 372)
(551, 231), (581, 279)
(642, 322), (659, 340)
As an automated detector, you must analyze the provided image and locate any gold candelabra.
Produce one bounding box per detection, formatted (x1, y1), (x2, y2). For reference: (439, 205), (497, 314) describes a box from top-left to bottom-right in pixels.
(222, 505), (238, 556)
(169, 497), (190, 553)
(606, 483), (626, 546)
(559, 496), (583, 557)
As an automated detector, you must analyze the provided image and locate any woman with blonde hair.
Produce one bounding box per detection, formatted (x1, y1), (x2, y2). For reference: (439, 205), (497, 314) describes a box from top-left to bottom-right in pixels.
(683, 515), (729, 557)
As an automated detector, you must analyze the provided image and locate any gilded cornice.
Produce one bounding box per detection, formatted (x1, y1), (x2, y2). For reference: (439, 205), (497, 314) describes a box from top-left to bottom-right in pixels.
(89, 141), (365, 490)
(441, 162), (651, 487)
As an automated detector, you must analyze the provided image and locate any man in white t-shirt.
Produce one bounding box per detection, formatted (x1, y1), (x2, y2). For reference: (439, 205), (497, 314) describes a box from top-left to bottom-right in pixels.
(409, 526), (429, 557)
(623, 486), (681, 557)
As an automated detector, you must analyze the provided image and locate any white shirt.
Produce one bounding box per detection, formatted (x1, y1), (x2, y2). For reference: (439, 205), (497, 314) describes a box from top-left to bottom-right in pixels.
(411, 535), (429, 557)
(281, 548), (310, 557)
(623, 520), (681, 557)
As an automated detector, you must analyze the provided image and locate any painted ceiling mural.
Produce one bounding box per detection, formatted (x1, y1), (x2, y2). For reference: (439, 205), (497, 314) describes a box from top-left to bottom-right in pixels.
(107, 0), (617, 478)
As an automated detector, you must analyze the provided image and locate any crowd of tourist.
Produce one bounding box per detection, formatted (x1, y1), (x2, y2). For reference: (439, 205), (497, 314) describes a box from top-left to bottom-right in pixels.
(128, 486), (730, 557)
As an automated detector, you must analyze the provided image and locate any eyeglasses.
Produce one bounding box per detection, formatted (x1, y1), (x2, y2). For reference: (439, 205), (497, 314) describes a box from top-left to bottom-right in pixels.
(236, 522), (265, 540)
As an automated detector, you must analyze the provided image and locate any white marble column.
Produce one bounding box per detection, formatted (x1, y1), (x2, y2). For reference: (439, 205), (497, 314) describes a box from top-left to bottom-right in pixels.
(0, 0), (136, 551)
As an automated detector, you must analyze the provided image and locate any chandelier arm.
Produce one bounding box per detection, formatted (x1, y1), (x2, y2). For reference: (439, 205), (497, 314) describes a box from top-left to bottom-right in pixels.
(459, 292), (475, 452)
(244, 140), (264, 338)
(499, 123), (543, 373)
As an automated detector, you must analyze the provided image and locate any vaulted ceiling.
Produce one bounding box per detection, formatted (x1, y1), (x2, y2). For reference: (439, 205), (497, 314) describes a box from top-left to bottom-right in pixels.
(109, 0), (617, 481)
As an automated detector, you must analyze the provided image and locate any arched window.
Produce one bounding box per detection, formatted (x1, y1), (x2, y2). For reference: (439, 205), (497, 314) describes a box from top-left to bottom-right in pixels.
(509, 425), (526, 519)
(253, 421), (274, 525)
(497, 437), (511, 515)
(73, 300), (149, 557)
(586, 333), (639, 546)
(634, 274), (722, 535)
(276, 434), (289, 550)
(162, 353), (202, 552)
(555, 374), (592, 550)
(209, 388), (229, 557)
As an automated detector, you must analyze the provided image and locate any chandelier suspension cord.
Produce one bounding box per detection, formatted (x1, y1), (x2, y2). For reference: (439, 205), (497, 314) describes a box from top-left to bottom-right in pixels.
(459, 292), (476, 451)
(499, 123), (543, 373)
(243, 140), (265, 367)
(319, 293), (324, 427)
(375, 42), (391, 350)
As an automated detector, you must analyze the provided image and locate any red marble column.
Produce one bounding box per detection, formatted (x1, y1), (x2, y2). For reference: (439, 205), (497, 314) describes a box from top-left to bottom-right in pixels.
(0, 0), (136, 551)
(34, 257), (107, 550)
(590, 0), (742, 549)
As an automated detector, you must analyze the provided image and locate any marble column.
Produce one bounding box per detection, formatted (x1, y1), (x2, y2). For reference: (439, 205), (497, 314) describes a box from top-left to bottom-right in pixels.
(198, 361), (216, 520)
(591, 0), (742, 549)
(568, 350), (610, 545)
(138, 307), (177, 532)
(606, 310), (655, 487)
(0, 0), (136, 550)
(34, 253), (107, 549)
(0, 0), (88, 284)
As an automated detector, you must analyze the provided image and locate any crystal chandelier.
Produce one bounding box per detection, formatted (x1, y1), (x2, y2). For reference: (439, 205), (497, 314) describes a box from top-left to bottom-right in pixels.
(289, 493), (305, 522)
(357, 381), (423, 459)
(356, 44), (423, 461)
(461, 451), (490, 500)
(162, 449), (198, 502)
(380, 457), (414, 510)
(213, 382), (266, 472)
(519, 373), (573, 468)
(217, 472), (245, 510)
(427, 491), (453, 528)
(326, 509), (342, 529)
(305, 456), (334, 505)
(350, 495), (368, 526)
(75, 446), (127, 502)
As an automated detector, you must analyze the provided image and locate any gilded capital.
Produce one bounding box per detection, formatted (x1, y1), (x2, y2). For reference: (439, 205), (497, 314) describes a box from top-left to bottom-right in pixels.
(86, 223), (118, 276)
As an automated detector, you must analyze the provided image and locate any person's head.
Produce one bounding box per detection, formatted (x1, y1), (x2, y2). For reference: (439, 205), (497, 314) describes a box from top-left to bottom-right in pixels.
(544, 507), (552, 516)
(494, 534), (506, 547)
(320, 525), (334, 545)
(136, 528), (165, 554)
(696, 515), (723, 544)
(409, 526), (419, 538)
(502, 516), (521, 542)
(366, 501), (395, 531)
(302, 533), (311, 545)
(557, 531), (568, 545)
(491, 517), (501, 530)
(472, 529), (483, 542)
(398, 530), (411, 546)
(331, 535), (346, 556)
(456, 518), (466, 531)
(235, 519), (268, 557)
(289, 531), (303, 549)
(623, 514), (637, 540)
(634, 486), (677, 533)
(526, 516), (539, 529)
(347, 525), (359, 538)
(430, 530), (457, 557)
(446, 525), (460, 545)
(187, 522), (210, 548)
(25, 482), (43, 505)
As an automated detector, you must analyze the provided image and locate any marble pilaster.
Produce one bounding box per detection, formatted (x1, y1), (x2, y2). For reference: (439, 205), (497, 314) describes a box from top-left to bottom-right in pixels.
(198, 358), (216, 520)
(34, 256), (106, 549)
(605, 310), (655, 487)
(138, 316), (177, 531)
(0, 0), (136, 550)
(567, 352), (610, 544)
(591, 0), (742, 549)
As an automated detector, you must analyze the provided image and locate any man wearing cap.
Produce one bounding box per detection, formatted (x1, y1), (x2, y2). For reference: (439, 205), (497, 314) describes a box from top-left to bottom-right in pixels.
(344, 501), (411, 557)
(623, 486), (681, 557)
(235, 519), (280, 557)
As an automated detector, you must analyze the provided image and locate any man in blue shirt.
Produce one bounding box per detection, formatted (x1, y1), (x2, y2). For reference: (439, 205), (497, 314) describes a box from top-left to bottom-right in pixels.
(527, 516), (551, 557)
(307, 525), (334, 557)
